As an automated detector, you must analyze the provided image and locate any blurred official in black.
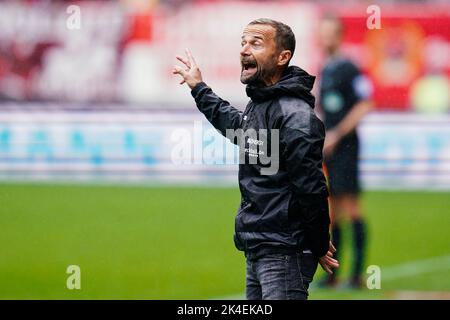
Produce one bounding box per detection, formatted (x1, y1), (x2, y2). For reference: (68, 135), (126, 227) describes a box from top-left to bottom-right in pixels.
(318, 14), (374, 289)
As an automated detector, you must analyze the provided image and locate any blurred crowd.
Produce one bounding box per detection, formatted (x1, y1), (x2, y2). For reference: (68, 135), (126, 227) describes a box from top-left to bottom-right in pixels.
(0, 0), (448, 112)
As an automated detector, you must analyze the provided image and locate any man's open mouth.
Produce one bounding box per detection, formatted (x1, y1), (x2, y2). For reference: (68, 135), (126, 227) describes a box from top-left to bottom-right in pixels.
(241, 61), (257, 77)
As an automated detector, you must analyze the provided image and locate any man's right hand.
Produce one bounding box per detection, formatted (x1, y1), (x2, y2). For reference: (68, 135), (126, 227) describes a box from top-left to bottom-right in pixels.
(319, 241), (340, 274)
(173, 48), (203, 89)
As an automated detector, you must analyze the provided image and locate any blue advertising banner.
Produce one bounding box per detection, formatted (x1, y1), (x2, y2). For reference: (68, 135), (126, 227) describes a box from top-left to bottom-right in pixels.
(0, 110), (449, 190)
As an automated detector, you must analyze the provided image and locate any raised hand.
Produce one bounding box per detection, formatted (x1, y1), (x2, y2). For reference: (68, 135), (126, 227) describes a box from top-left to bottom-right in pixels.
(173, 48), (203, 89)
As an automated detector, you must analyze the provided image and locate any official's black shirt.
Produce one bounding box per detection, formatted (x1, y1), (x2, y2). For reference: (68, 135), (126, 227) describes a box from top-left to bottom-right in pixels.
(319, 56), (372, 139)
(320, 56), (373, 195)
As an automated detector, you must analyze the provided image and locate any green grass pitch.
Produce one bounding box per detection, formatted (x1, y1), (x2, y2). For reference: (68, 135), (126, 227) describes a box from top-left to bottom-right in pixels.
(0, 183), (449, 299)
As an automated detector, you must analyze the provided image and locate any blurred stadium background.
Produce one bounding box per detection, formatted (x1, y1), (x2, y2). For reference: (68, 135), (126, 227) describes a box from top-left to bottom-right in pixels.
(0, 0), (449, 299)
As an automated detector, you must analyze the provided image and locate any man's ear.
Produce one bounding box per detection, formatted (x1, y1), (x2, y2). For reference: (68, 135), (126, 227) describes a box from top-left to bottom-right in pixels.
(277, 50), (292, 67)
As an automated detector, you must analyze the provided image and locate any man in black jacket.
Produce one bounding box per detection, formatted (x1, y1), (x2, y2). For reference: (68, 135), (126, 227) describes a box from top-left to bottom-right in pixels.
(173, 18), (339, 300)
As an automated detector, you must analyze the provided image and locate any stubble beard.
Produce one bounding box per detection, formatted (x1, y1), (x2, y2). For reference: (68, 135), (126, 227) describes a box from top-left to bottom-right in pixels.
(240, 64), (277, 87)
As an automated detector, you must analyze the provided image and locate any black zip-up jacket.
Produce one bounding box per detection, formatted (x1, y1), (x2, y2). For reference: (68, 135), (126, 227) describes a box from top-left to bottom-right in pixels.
(191, 66), (330, 258)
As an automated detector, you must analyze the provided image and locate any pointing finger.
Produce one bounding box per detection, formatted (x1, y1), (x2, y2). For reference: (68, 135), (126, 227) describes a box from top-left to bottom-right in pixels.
(176, 55), (191, 69)
(185, 48), (197, 68)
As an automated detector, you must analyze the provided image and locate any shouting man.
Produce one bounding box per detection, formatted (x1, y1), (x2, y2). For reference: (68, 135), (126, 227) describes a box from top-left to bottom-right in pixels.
(173, 18), (338, 300)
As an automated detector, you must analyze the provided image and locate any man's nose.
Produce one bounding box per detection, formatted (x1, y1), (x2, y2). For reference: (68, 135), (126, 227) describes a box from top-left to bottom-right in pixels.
(240, 44), (251, 56)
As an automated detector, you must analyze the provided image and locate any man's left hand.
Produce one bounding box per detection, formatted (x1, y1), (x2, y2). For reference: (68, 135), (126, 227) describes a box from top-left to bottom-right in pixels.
(318, 241), (339, 274)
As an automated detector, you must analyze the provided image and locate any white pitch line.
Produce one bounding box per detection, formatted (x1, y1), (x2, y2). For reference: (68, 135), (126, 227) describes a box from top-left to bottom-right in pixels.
(381, 254), (450, 281)
(210, 254), (450, 300)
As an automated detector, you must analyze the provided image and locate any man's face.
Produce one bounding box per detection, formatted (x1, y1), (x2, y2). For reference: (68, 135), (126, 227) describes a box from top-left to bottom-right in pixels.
(240, 24), (279, 85)
(318, 19), (342, 54)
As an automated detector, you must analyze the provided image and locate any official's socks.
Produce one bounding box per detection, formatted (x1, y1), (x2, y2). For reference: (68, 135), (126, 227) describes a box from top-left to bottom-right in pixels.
(351, 218), (367, 280)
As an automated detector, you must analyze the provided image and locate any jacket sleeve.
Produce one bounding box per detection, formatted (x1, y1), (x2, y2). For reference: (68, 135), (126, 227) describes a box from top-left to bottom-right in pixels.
(280, 111), (330, 258)
(191, 82), (243, 137)
(297, 194), (330, 258)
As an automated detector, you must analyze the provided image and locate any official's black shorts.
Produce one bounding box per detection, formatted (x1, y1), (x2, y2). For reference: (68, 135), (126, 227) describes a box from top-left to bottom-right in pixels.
(324, 135), (360, 196)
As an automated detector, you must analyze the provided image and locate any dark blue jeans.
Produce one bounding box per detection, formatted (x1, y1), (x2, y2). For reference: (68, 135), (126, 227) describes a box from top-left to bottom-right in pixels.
(246, 251), (319, 300)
